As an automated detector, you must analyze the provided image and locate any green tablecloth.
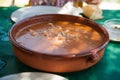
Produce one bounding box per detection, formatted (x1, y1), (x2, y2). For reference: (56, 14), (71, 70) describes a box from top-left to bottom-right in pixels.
(0, 6), (120, 80)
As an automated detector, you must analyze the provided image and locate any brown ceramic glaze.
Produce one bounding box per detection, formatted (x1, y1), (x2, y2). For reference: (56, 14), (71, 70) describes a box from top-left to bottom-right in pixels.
(9, 14), (109, 72)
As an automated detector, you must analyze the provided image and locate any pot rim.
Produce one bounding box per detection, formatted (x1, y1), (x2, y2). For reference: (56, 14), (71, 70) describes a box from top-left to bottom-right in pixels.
(9, 14), (109, 58)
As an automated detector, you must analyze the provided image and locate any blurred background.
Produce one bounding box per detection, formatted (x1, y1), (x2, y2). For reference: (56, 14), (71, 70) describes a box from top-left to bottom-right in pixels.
(0, 0), (120, 9)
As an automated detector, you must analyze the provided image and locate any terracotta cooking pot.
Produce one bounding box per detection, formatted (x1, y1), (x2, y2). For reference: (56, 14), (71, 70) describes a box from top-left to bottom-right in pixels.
(9, 14), (109, 72)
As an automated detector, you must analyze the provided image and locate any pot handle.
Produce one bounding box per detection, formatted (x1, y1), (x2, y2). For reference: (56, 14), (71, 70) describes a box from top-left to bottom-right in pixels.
(87, 49), (99, 63)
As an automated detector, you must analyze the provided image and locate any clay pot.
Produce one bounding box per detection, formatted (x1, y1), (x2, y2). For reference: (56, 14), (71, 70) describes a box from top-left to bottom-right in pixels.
(9, 14), (109, 72)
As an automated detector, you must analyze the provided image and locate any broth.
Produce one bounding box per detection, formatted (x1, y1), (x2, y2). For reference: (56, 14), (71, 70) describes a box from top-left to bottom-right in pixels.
(15, 21), (103, 55)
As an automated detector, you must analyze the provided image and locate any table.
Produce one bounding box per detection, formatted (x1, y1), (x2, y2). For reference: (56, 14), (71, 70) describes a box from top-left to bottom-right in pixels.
(0, 6), (120, 80)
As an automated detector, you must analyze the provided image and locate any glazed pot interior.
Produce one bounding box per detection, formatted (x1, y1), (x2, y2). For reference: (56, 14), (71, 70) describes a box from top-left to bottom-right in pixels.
(9, 14), (109, 58)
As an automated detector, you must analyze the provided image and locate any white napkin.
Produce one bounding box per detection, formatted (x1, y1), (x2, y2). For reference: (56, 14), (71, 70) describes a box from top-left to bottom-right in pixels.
(58, 1), (83, 16)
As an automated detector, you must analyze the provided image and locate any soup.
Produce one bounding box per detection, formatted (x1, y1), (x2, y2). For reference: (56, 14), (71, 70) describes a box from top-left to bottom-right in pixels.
(15, 21), (103, 55)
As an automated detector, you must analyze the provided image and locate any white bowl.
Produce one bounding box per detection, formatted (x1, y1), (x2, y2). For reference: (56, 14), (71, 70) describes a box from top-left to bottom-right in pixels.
(103, 19), (120, 42)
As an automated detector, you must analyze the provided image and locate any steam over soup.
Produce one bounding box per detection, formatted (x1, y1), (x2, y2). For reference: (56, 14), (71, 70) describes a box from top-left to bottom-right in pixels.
(15, 21), (103, 55)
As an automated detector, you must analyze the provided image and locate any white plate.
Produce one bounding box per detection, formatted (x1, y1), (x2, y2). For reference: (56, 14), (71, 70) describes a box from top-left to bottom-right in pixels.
(103, 19), (120, 42)
(0, 72), (68, 80)
(11, 6), (61, 22)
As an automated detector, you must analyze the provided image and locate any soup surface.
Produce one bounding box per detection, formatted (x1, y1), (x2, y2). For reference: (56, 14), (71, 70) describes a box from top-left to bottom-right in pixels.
(15, 21), (103, 55)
